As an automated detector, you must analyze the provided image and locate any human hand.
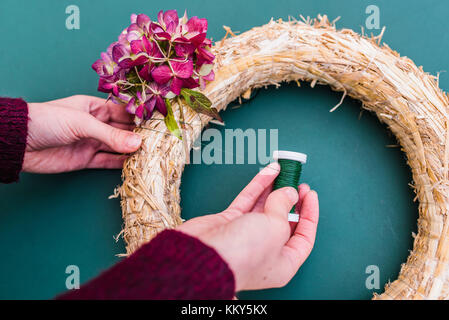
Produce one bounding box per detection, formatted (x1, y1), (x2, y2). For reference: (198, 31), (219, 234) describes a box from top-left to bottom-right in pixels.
(177, 162), (319, 291)
(23, 95), (142, 173)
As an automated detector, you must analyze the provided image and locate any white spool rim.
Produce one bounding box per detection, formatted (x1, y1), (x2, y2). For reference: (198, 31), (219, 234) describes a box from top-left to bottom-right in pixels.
(273, 150), (307, 164)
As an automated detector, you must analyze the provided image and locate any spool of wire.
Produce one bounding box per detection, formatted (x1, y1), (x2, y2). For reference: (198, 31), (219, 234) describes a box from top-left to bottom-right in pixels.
(272, 150), (307, 222)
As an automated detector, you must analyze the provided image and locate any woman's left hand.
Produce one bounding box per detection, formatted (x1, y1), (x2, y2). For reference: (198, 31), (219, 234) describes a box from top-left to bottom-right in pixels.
(23, 95), (142, 173)
(177, 162), (319, 291)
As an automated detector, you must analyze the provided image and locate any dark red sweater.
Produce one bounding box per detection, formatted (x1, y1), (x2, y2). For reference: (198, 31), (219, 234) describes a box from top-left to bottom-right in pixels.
(0, 97), (235, 299)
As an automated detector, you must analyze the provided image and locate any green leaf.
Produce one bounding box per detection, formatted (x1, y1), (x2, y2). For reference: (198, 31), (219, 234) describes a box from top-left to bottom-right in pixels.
(180, 88), (222, 122)
(164, 99), (182, 140)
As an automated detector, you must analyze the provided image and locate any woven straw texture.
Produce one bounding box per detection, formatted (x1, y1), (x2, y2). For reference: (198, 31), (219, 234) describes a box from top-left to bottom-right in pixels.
(117, 15), (449, 299)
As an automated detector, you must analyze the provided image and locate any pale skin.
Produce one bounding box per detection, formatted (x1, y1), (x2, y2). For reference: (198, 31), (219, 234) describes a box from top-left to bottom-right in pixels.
(24, 95), (319, 292)
(24, 95), (142, 173)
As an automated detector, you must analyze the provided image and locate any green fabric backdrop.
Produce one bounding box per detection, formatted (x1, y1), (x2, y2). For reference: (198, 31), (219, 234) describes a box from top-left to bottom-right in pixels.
(0, 0), (447, 299)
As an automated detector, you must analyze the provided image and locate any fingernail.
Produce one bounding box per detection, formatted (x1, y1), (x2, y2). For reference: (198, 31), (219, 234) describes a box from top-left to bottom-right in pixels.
(259, 162), (280, 176)
(285, 187), (299, 202)
(126, 134), (142, 149)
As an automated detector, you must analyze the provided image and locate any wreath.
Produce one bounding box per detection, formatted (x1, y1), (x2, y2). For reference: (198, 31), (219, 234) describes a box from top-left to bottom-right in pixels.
(93, 11), (449, 300)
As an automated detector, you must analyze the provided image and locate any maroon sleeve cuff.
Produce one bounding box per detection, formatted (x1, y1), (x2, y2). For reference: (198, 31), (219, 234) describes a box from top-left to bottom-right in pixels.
(0, 97), (28, 183)
(57, 230), (236, 300)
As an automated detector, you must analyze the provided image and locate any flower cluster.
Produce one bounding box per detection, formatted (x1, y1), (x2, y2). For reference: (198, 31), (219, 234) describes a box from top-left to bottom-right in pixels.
(92, 10), (215, 125)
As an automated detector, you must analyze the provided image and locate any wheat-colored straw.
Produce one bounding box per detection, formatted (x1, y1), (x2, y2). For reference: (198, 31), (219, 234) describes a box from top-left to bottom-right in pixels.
(117, 15), (449, 299)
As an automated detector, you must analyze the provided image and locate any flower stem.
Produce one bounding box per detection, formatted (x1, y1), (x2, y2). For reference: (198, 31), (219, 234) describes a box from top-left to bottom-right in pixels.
(177, 97), (190, 164)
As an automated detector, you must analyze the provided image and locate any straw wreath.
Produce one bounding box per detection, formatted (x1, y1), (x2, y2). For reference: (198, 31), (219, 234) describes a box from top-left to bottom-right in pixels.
(115, 15), (449, 299)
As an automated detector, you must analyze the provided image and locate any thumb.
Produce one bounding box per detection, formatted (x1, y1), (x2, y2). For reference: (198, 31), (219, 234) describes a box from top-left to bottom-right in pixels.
(264, 187), (299, 220)
(81, 114), (142, 153)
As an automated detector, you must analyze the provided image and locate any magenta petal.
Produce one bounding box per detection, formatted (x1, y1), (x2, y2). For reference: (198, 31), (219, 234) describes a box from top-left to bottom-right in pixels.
(166, 21), (176, 34)
(135, 105), (144, 119)
(127, 24), (142, 40)
(171, 60), (193, 79)
(186, 16), (208, 33)
(150, 43), (164, 58)
(154, 31), (171, 41)
(116, 92), (132, 103)
(118, 32), (128, 45)
(157, 10), (164, 25)
(158, 83), (172, 97)
(150, 21), (164, 34)
(163, 10), (179, 29)
(174, 35), (190, 44)
(144, 98), (156, 118)
(118, 54), (148, 68)
(151, 65), (172, 84)
(92, 59), (104, 74)
(183, 77), (199, 89)
(130, 40), (143, 54)
(98, 78), (112, 93)
(117, 58), (133, 68)
(175, 43), (195, 57)
(155, 96), (167, 116)
(138, 64), (151, 82)
(142, 36), (152, 53)
(197, 46), (215, 62)
(100, 52), (113, 64)
(189, 33), (207, 46)
(112, 85), (120, 96)
(133, 54), (149, 65)
(136, 14), (151, 28)
(170, 77), (183, 95)
(125, 97), (137, 114)
(112, 44), (128, 63)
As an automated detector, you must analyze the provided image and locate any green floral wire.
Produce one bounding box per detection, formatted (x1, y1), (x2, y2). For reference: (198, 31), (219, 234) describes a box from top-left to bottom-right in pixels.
(273, 158), (303, 213)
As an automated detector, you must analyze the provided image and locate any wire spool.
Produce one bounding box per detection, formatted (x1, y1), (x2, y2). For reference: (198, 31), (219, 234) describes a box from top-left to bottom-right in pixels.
(272, 150), (308, 222)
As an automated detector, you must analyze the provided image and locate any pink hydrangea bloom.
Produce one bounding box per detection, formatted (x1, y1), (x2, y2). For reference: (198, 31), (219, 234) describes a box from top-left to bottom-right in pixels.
(92, 10), (215, 124)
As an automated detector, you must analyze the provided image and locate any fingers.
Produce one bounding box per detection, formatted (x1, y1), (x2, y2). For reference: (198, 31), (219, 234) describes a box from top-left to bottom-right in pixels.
(290, 183), (311, 233)
(251, 184), (273, 212)
(227, 162), (280, 213)
(101, 99), (135, 124)
(281, 190), (319, 272)
(109, 122), (136, 131)
(86, 96), (135, 124)
(79, 114), (142, 153)
(264, 187), (298, 220)
(87, 153), (129, 169)
(295, 183), (311, 213)
(49, 95), (135, 124)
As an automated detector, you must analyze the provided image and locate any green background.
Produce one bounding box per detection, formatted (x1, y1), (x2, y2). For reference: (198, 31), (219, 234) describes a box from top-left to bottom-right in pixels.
(0, 0), (447, 299)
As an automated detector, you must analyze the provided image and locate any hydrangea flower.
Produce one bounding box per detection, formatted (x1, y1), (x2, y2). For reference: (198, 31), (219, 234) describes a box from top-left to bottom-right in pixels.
(92, 10), (217, 131)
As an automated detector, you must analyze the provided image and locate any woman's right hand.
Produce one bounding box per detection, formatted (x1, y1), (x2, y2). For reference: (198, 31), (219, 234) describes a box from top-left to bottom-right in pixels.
(177, 162), (319, 291)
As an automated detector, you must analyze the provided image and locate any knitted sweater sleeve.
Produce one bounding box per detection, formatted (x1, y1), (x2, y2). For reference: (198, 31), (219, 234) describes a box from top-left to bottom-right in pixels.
(0, 97), (28, 183)
(56, 230), (236, 300)
(0, 97), (235, 299)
